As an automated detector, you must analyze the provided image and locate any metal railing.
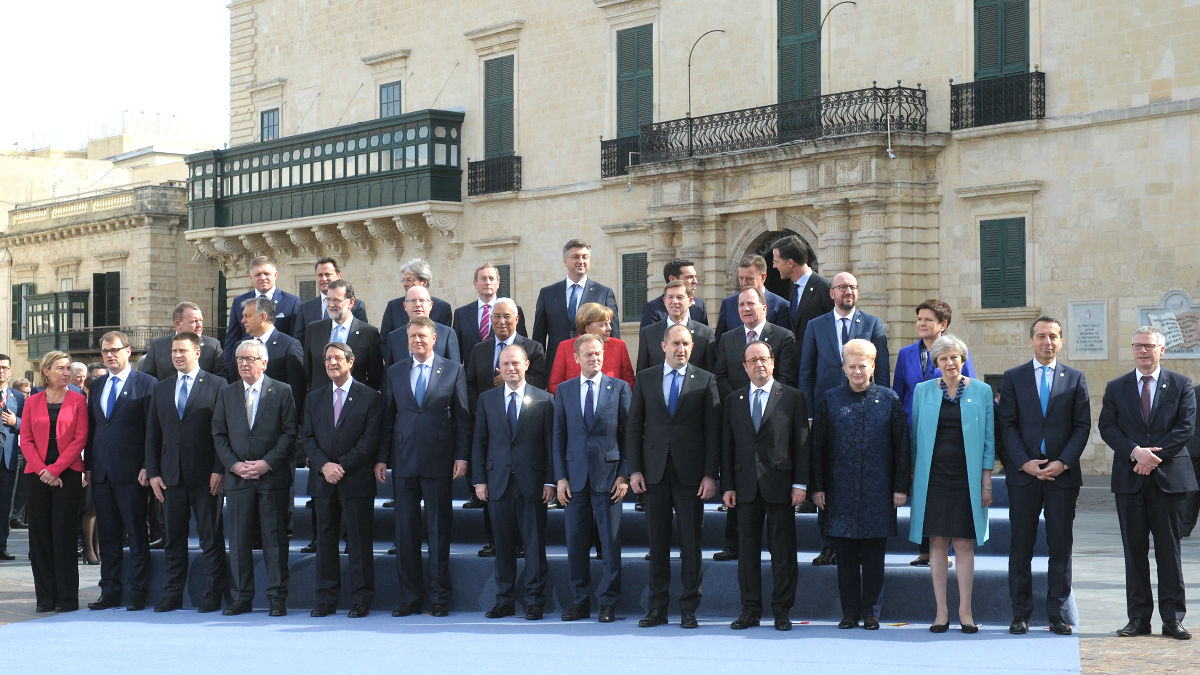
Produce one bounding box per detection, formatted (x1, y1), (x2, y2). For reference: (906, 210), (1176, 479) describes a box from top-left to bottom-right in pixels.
(467, 155), (522, 195)
(600, 136), (642, 178)
(950, 71), (1045, 130)
(26, 326), (176, 360)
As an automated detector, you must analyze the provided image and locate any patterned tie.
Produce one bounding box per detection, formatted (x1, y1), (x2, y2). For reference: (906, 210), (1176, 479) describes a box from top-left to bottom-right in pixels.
(752, 388), (764, 432)
(333, 387), (344, 425)
(480, 304), (491, 342)
(668, 370), (680, 416)
(177, 375), (189, 420)
(414, 364), (428, 407)
(568, 284), (581, 324)
(105, 377), (120, 420)
(583, 380), (595, 428)
(1039, 365), (1051, 455)
(746, 329), (757, 344)
(508, 391), (519, 436)
(1141, 375), (1153, 424)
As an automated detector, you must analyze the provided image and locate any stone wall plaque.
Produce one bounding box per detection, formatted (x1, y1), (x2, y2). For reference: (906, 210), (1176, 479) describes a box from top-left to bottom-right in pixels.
(1068, 301), (1108, 360)
(1138, 290), (1200, 359)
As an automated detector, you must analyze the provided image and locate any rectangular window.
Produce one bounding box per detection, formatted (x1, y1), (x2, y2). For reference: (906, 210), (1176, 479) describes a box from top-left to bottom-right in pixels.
(621, 252), (648, 321)
(975, 0), (1029, 80)
(496, 264), (512, 300)
(484, 55), (515, 158)
(980, 218), (1026, 308)
(616, 24), (653, 138)
(778, 0), (820, 102)
(261, 108), (280, 142)
(380, 81), (402, 118)
(92, 271), (121, 327)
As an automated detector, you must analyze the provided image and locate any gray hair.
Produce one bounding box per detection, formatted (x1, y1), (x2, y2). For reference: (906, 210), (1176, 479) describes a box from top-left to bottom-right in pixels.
(929, 333), (969, 364)
(492, 297), (518, 316)
(70, 361), (88, 376)
(1132, 325), (1165, 346)
(250, 296), (276, 322)
(236, 339), (269, 362)
(401, 258), (432, 285)
(324, 341), (355, 361)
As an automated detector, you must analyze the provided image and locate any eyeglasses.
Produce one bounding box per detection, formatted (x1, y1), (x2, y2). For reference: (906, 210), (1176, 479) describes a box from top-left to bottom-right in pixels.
(235, 356), (263, 364)
(1131, 343), (1160, 351)
(404, 299), (432, 305)
(832, 284), (859, 292)
(744, 357), (773, 365)
(324, 356), (349, 363)
(100, 346), (128, 356)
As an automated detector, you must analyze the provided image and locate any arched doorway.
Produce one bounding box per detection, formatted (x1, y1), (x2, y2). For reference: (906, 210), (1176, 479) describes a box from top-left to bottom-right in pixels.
(748, 230), (819, 300)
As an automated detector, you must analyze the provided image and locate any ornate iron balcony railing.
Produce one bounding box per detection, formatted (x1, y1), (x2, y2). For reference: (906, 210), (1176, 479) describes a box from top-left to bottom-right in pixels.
(950, 71), (1045, 130)
(600, 136), (642, 178)
(467, 155), (522, 195)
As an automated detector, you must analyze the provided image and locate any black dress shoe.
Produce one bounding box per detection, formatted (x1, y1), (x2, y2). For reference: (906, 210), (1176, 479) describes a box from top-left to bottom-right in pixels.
(392, 603), (420, 617)
(730, 612), (760, 630)
(197, 595), (222, 613)
(638, 609), (667, 627)
(486, 604), (515, 618)
(310, 604), (336, 617)
(430, 603), (449, 617)
(909, 555), (930, 566)
(387, 545), (397, 555)
(154, 597), (183, 613)
(268, 599), (287, 617)
(634, 499), (646, 512)
(929, 623), (949, 633)
(477, 543), (495, 557)
(54, 604), (78, 613)
(838, 617), (858, 629)
(1163, 620), (1192, 640)
(299, 542), (317, 554)
(383, 499), (395, 507)
(223, 601), (252, 616)
(598, 605), (615, 623)
(148, 538), (165, 550)
(545, 498), (563, 510)
(561, 604), (590, 621)
(1117, 618), (1151, 637)
(9, 519), (28, 529)
(712, 548), (738, 561)
(88, 595), (121, 610)
(863, 616), (880, 630)
(680, 612), (699, 629)
(1009, 618), (1029, 634)
(524, 605), (544, 620)
(774, 615), (792, 631)
(812, 547), (837, 565)
(644, 552), (651, 560)
(795, 501), (817, 513)
(1049, 616), (1072, 635)
(516, 545), (525, 559)
(463, 495), (485, 509)
(126, 595), (146, 612)
(348, 605), (369, 618)
(716, 504), (729, 512)
(0, 549), (14, 561)
(36, 604), (54, 613)
(960, 623), (979, 634)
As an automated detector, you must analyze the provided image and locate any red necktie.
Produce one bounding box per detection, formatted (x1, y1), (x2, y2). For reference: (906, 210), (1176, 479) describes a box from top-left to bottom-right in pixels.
(479, 304), (491, 341)
(1140, 375), (1153, 424)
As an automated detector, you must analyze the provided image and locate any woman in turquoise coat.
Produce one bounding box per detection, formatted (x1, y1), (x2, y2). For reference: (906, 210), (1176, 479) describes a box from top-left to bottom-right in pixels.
(909, 334), (994, 634)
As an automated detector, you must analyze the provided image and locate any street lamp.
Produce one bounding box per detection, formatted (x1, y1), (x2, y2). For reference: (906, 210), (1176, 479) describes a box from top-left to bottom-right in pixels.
(686, 28), (725, 157)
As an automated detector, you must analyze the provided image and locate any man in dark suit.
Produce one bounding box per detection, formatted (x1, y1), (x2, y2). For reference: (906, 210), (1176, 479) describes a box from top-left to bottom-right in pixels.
(295, 257), (369, 349)
(0, 355), (24, 561)
(467, 298), (547, 406)
(533, 238), (620, 371)
(472, 344), (555, 620)
(213, 339), (299, 617)
(379, 258), (454, 351)
(385, 285), (460, 366)
(715, 255), (791, 336)
(637, 281), (716, 372)
(224, 255), (303, 373)
(140, 302), (229, 382)
(640, 258), (709, 327)
(1099, 325), (1198, 640)
(241, 297), (307, 412)
(772, 235), (833, 345)
(302, 280), (384, 391)
(144, 332), (228, 613)
(374, 317), (471, 618)
(553, 334), (631, 623)
(85, 331), (157, 611)
(999, 316), (1091, 636)
(628, 323), (721, 629)
(722, 340), (809, 631)
(453, 263), (528, 363)
(302, 342), (382, 619)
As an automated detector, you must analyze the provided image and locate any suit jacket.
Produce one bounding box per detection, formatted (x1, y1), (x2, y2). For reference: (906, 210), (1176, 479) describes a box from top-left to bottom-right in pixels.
(20, 390), (88, 476)
(892, 340), (976, 425)
(141, 334), (229, 382)
(786, 273), (834, 344)
(798, 309), (890, 413)
(626, 364), (721, 486)
(145, 370), (224, 488)
(453, 301), (528, 364)
(303, 318), (385, 391)
(0, 387), (24, 470)
(640, 295), (709, 327)
(212, 375), (298, 491)
(721, 382), (809, 504)
(714, 322), (798, 398)
(385, 322), (460, 367)
(532, 279), (620, 370)
(85, 370), (156, 483)
(465, 335), (548, 411)
(715, 289), (791, 336)
(636, 319), (716, 373)
(1100, 369), (1198, 494)
(254, 328), (307, 404)
(224, 288), (303, 370)
(295, 295), (368, 349)
(378, 295), (453, 351)
(998, 361), (1091, 488)
(552, 374), (631, 493)
(377, 355), (471, 478)
(471, 384), (554, 500)
(301, 379), (382, 498)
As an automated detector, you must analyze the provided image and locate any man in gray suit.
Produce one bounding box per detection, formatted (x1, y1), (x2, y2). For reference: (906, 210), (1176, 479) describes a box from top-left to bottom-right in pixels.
(212, 339), (298, 617)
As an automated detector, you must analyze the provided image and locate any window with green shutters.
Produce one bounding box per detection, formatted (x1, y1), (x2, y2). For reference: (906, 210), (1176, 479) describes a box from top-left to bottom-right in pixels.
(980, 218), (1026, 308)
(10, 283), (34, 340)
(484, 56), (515, 158)
(778, 0), (820, 103)
(92, 271), (121, 327)
(616, 24), (653, 139)
(975, 0), (1028, 80)
(621, 252), (648, 320)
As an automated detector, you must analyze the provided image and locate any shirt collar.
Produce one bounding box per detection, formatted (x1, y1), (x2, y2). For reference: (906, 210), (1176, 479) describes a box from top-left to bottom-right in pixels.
(258, 325), (275, 343)
(504, 382), (526, 400)
(1032, 358), (1058, 372)
(332, 377), (353, 396)
(744, 320), (767, 336)
(662, 361), (685, 378)
(566, 276), (588, 289)
(257, 287), (277, 301)
(750, 377), (775, 398)
(243, 375), (265, 393)
(178, 366), (201, 382)
(478, 297), (496, 309)
(1135, 366), (1162, 381)
(833, 307), (856, 321)
(332, 314), (354, 331)
(579, 372), (602, 388)
(795, 270), (812, 291)
(108, 365), (133, 382)
(413, 353), (436, 368)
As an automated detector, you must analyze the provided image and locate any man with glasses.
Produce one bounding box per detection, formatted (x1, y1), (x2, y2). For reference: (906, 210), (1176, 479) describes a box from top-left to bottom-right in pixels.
(295, 257), (369, 350)
(379, 258), (453, 352)
(385, 285), (460, 366)
(302, 280), (384, 392)
(0, 356), (24, 561)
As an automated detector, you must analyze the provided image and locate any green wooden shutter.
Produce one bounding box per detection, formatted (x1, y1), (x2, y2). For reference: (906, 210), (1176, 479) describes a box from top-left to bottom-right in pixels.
(484, 56), (514, 158)
(617, 24), (653, 138)
(1001, 0), (1029, 74)
(92, 272), (121, 327)
(10, 285), (20, 338)
(975, 0), (1028, 80)
(980, 218), (1026, 308)
(621, 252), (648, 320)
(778, 0), (820, 102)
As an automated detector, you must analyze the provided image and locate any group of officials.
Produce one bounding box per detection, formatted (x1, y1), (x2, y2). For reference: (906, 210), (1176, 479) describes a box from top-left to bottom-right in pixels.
(11, 235), (1197, 640)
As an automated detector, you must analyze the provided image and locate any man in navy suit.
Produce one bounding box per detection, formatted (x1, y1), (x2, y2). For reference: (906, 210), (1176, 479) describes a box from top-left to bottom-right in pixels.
(303, 280), (384, 391)
(533, 238), (620, 371)
(295, 257), (369, 349)
(453, 264), (528, 363)
(472, 344), (555, 620)
(85, 331), (157, 611)
(771, 235), (833, 346)
(640, 258), (709, 327)
(1100, 325), (1198, 640)
(628, 324), (722, 629)
(224, 255), (302, 373)
(0, 355), (24, 560)
(140, 302), (229, 382)
(999, 316), (1091, 636)
(302, 342), (382, 619)
(379, 258), (454, 351)
(637, 281), (716, 372)
(374, 316), (471, 618)
(385, 285), (460, 366)
(241, 297), (307, 410)
(144, 332), (228, 613)
(553, 334), (631, 623)
(715, 255), (791, 336)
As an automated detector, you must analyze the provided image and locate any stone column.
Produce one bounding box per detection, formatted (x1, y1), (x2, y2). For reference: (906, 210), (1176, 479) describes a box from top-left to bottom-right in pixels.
(854, 199), (889, 309)
(815, 199), (851, 276)
(647, 217), (676, 294)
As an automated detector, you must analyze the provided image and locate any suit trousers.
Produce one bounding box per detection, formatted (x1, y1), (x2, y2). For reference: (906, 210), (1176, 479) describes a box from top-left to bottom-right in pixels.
(831, 537), (887, 620)
(1115, 481), (1188, 622)
(227, 481), (290, 603)
(162, 482), (227, 601)
(9, 453), (27, 524)
(1008, 478), (1079, 620)
(92, 480), (150, 599)
(488, 487), (548, 607)
(645, 456), (704, 613)
(26, 471), (82, 609)
(0, 464), (16, 549)
(314, 494), (374, 607)
(735, 498), (798, 616)
(563, 486), (622, 607)
(393, 475), (452, 606)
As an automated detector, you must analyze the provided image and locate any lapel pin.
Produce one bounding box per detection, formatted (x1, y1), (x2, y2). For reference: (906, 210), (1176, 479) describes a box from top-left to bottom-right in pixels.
(689, 374), (695, 379)
(436, 368), (443, 375)
(875, 399), (880, 403)
(966, 398), (973, 403)
(739, 395), (745, 400)
(606, 384), (611, 390)
(347, 397), (353, 403)
(354, 330), (360, 335)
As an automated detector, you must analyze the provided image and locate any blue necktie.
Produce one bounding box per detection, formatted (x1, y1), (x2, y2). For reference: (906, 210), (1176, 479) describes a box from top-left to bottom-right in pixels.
(667, 370), (680, 416)
(494, 341), (505, 370)
(508, 392), (519, 436)
(583, 380), (595, 428)
(177, 375), (189, 419)
(1039, 365), (1051, 455)
(568, 284), (581, 324)
(332, 324), (345, 344)
(414, 364), (428, 407)
(751, 388), (764, 432)
(105, 376), (120, 420)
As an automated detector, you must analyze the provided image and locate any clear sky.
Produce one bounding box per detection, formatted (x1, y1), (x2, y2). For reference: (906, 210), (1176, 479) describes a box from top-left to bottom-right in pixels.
(1, 0), (230, 150)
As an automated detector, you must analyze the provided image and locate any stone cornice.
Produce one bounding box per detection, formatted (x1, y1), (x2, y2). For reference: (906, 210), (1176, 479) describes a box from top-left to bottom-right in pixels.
(955, 180), (1043, 200)
(361, 49), (411, 67)
(464, 20), (525, 56)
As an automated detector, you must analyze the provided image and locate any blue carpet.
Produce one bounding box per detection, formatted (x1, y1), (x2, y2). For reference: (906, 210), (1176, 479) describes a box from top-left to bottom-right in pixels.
(0, 612), (1078, 675)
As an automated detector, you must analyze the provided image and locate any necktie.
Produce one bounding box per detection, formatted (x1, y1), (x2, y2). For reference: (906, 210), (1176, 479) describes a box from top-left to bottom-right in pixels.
(568, 284), (581, 324)
(508, 391), (519, 436)
(1039, 366), (1051, 455)
(0, 389), (9, 468)
(480, 304), (491, 341)
(414, 364), (428, 406)
(752, 388), (764, 432)
(105, 377), (120, 420)
(177, 375), (189, 420)
(791, 283), (801, 319)
(1141, 375), (1153, 424)
(322, 298), (329, 320)
(668, 370), (680, 416)
(841, 318), (850, 345)
(494, 341), (505, 370)
(747, 329), (757, 344)
(332, 324), (345, 344)
(583, 380), (595, 428)
(245, 387), (255, 427)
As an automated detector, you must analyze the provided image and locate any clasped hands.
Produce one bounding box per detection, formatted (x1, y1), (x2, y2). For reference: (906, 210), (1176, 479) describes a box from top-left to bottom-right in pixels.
(1131, 446), (1163, 476)
(1022, 458), (1068, 480)
(231, 460), (272, 480)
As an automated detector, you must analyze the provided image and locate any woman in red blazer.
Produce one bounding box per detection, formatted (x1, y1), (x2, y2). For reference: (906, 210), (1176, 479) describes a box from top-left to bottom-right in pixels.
(21, 350), (89, 613)
(548, 303), (635, 394)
